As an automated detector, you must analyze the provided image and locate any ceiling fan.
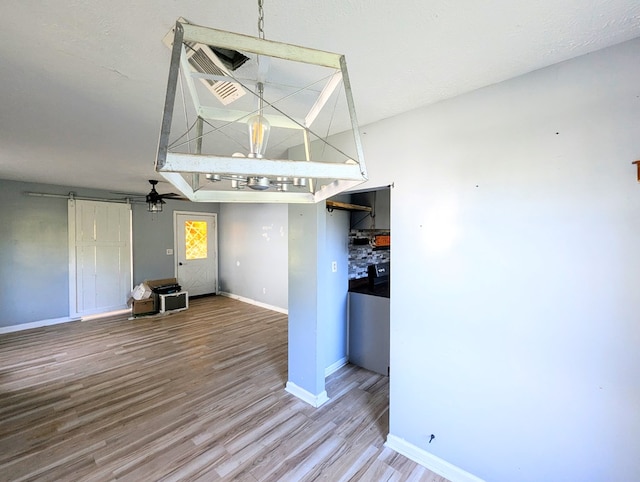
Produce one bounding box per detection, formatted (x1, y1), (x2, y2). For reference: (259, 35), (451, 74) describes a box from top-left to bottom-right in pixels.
(145, 180), (184, 212)
(111, 180), (187, 212)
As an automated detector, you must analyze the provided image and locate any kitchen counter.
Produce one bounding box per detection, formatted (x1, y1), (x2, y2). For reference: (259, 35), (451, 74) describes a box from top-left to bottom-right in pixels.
(348, 278), (390, 298)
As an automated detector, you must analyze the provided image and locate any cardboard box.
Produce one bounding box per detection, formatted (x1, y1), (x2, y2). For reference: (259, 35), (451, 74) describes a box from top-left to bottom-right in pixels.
(132, 297), (156, 315)
(146, 278), (179, 291)
(131, 278), (181, 316)
(131, 282), (152, 300)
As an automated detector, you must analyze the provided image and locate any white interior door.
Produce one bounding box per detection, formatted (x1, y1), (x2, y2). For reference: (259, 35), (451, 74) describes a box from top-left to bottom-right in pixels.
(175, 212), (218, 297)
(69, 200), (132, 317)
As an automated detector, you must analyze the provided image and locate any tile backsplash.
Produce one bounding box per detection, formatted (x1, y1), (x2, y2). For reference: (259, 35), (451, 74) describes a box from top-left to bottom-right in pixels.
(348, 229), (391, 280)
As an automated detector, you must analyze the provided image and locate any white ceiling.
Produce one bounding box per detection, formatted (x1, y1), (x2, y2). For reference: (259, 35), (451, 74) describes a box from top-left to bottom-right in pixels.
(0, 0), (638, 196)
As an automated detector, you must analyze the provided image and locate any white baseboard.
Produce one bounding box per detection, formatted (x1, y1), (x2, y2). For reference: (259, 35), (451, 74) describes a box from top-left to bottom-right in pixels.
(219, 291), (288, 315)
(0, 316), (80, 334)
(285, 381), (329, 408)
(0, 307), (135, 334)
(82, 308), (131, 321)
(385, 434), (485, 482)
(325, 357), (348, 377)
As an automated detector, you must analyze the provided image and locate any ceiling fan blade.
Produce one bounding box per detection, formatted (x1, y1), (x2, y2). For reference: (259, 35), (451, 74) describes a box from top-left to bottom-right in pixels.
(110, 191), (146, 197)
(160, 193), (189, 201)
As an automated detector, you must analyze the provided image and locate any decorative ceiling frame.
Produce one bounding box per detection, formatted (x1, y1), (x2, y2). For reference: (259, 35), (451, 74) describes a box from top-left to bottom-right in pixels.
(156, 20), (368, 203)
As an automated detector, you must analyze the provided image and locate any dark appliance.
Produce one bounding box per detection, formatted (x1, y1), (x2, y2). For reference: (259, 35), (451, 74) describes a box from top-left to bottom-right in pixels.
(150, 280), (182, 311)
(368, 262), (390, 290)
(152, 283), (182, 295)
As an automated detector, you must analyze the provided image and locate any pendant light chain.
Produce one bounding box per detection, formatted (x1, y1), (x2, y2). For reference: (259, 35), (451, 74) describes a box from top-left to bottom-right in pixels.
(258, 0), (265, 39)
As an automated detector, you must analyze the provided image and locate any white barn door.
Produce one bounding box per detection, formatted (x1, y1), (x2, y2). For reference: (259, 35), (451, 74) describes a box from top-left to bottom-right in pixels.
(69, 200), (132, 317)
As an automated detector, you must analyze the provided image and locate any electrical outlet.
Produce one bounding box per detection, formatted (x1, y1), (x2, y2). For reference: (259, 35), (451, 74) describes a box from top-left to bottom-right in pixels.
(166, 249), (173, 255)
(331, 261), (337, 272)
(263, 287), (267, 294)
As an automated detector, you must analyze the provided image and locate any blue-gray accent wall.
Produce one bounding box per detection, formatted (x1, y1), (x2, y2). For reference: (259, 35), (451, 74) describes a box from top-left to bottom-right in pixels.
(0, 180), (69, 327)
(0, 179), (218, 328)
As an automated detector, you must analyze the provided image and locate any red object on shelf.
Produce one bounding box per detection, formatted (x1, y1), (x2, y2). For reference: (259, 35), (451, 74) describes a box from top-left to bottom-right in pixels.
(374, 235), (390, 247)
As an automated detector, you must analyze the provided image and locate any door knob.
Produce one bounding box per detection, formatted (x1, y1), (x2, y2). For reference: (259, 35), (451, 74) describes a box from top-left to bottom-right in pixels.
(178, 262), (183, 266)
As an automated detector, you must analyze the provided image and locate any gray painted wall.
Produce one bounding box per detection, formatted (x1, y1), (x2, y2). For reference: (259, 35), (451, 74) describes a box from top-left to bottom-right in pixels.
(322, 209), (350, 370)
(0, 180), (69, 327)
(282, 36), (640, 481)
(287, 202), (351, 395)
(217, 203), (288, 310)
(288, 203), (325, 396)
(0, 179), (218, 328)
(361, 38), (640, 481)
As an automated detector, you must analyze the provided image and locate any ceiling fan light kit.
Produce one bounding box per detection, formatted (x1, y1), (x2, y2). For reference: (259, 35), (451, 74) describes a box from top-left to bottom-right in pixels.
(145, 179), (180, 212)
(148, 201), (164, 213)
(156, 15), (367, 203)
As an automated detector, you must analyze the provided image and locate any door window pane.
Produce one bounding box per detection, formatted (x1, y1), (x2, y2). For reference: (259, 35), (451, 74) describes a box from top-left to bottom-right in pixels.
(185, 221), (208, 260)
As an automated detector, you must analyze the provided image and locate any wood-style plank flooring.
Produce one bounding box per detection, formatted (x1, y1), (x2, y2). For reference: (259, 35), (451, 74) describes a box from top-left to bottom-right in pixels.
(0, 296), (448, 481)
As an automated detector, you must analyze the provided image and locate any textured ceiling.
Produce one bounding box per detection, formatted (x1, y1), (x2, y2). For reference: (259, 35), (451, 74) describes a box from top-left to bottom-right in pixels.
(0, 0), (638, 195)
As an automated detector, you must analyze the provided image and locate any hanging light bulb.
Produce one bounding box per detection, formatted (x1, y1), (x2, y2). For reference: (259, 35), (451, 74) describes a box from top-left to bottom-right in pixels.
(247, 115), (270, 158)
(247, 82), (270, 159)
(246, 81), (271, 190)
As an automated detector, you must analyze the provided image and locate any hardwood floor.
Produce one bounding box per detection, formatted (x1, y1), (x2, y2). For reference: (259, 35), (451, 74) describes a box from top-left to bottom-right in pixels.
(0, 296), (448, 482)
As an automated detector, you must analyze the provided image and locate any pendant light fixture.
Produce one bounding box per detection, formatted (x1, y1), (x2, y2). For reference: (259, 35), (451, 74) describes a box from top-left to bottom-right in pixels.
(156, 1), (368, 203)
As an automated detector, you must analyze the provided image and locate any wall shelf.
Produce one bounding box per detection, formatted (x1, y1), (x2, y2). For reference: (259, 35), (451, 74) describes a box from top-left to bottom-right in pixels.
(326, 200), (372, 213)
